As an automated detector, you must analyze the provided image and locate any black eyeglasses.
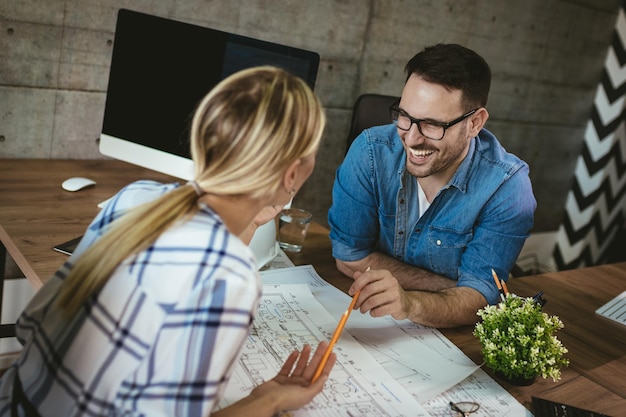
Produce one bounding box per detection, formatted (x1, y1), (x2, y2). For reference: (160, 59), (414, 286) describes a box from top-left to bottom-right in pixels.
(449, 401), (480, 416)
(389, 106), (479, 140)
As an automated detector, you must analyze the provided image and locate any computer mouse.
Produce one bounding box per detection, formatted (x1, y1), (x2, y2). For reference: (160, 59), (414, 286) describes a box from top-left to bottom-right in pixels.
(62, 177), (96, 192)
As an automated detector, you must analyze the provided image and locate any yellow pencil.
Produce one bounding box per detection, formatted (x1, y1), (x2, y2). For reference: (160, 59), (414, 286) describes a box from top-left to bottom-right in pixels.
(501, 280), (510, 296)
(311, 289), (361, 382)
(491, 268), (506, 301)
(311, 267), (369, 383)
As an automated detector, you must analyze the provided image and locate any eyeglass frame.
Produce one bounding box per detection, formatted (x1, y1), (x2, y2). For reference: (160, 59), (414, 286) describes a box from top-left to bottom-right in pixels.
(449, 401), (480, 416)
(389, 105), (480, 140)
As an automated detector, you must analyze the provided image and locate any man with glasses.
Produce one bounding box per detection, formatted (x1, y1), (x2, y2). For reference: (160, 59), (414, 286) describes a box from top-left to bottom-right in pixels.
(328, 43), (536, 328)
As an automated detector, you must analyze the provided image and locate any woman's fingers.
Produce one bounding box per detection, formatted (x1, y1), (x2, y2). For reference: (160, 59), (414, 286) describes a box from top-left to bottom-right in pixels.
(277, 350), (300, 377)
(277, 341), (336, 384)
(290, 344), (312, 377)
(301, 341), (331, 380)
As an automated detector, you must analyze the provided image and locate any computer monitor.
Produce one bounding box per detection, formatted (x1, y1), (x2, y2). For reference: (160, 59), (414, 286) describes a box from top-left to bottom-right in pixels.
(99, 9), (320, 267)
(99, 8), (320, 180)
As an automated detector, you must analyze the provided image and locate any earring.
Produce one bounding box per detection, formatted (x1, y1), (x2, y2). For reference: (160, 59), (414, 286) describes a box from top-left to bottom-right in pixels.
(290, 188), (296, 197)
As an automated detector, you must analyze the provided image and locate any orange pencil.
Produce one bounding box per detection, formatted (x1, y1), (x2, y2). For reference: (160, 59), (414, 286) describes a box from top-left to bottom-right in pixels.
(501, 280), (510, 296)
(311, 267), (369, 383)
(491, 268), (506, 301)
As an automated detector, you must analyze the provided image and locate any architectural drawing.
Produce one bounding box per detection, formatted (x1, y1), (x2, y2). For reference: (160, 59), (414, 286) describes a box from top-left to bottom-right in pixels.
(422, 369), (533, 416)
(258, 264), (533, 417)
(218, 284), (429, 417)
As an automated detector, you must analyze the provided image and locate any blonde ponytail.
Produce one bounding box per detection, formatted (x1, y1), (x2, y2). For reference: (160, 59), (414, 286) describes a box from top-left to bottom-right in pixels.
(57, 185), (199, 316)
(56, 65), (325, 317)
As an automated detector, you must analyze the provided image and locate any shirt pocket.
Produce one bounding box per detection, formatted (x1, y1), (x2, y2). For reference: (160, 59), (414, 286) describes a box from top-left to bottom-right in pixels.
(379, 211), (396, 233)
(427, 226), (473, 277)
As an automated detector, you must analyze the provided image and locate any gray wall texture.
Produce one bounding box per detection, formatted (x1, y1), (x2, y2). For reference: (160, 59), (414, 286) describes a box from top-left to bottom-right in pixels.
(0, 0), (620, 232)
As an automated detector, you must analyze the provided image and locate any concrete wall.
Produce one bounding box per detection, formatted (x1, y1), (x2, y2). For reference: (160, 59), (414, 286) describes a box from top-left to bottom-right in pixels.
(0, 0), (620, 233)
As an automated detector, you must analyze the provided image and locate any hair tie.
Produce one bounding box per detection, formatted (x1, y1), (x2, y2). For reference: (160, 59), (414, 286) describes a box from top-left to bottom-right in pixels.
(188, 180), (206, 197)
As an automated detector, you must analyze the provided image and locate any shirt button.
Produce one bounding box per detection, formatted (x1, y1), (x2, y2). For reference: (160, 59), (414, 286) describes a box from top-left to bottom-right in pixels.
(398, 231), (404, 235)
(399, 199), (405, 204)
(436, 239), (442, 246)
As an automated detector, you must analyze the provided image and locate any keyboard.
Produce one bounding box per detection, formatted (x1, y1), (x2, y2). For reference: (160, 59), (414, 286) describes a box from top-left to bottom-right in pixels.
(532, 397), (612, 417)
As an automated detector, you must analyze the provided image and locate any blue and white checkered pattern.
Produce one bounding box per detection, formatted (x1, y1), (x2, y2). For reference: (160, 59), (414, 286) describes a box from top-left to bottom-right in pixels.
(0, 181), (261, 416)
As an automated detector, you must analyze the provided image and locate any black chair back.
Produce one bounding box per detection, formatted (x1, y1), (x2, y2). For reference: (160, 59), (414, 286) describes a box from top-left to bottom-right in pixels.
(345, 93), (399, 154)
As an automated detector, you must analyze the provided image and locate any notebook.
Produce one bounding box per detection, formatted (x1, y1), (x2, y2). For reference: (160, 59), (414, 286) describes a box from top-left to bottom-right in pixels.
(595, 291), (626, 326)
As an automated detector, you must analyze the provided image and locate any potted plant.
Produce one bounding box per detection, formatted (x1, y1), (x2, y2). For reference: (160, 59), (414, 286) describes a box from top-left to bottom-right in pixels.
(473, 294), (569, 385)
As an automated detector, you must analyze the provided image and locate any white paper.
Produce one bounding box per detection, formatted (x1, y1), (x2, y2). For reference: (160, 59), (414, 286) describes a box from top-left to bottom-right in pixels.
(219, 283), (429, 416)
(260, 265), (533, 417)
(260, 265), (479, 402)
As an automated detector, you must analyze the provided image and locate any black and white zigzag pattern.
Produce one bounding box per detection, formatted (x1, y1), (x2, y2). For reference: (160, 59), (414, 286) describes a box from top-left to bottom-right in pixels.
(552, 5), (626, 270)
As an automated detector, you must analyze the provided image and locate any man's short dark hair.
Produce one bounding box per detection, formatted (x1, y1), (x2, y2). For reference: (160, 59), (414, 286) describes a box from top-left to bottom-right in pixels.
(405, 43), (491, 109)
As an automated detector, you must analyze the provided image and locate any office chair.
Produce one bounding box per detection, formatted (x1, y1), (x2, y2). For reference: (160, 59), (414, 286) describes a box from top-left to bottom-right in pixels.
(345, 93), (400, 154)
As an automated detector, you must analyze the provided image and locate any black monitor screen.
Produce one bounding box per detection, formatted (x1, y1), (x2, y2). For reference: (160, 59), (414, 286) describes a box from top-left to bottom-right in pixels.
(101, 9), (320, 160)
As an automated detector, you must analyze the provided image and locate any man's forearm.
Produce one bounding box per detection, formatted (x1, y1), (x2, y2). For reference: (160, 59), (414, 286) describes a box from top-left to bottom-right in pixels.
(337, 253), (487, 328)
(336, 252), (456, 291)
(403, 286), (486, 328)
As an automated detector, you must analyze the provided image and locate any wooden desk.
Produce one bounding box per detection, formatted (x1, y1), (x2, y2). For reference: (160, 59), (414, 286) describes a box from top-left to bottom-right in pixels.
(2, 159), (626, 415)
(442, 264), (626, 415)
(0, 159), (176, 288)
(287, 216), (626, 415)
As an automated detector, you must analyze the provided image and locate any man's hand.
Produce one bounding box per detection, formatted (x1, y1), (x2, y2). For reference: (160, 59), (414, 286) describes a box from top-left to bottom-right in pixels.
(350, 269), (412, 320)
(347, 266), (487, 328)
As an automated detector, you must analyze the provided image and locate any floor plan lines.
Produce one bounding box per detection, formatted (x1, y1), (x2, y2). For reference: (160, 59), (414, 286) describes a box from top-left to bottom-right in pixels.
(257, 265), (533, 417)
(218, 284), (429, 417)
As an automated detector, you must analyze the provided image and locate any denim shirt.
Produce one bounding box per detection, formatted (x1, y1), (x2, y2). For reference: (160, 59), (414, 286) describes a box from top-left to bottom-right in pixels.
(328, 124), (536, 304)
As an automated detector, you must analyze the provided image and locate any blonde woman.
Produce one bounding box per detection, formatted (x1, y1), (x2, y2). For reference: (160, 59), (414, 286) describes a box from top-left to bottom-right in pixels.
(0, 66), (335, 417)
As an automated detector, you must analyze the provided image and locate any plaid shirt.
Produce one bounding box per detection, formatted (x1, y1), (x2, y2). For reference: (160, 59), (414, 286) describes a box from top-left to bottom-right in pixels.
(0, 181), (261, 416)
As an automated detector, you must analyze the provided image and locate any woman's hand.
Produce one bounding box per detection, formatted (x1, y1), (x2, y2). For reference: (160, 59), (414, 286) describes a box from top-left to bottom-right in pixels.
(252, 205), (284, 227)
(212, 342), (336, 417)
(239, 204), (283, 245)
(250, 342), (336, 412)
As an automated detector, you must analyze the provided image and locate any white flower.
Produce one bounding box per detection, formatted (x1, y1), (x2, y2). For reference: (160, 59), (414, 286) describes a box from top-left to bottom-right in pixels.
(473, 294), (569, 381)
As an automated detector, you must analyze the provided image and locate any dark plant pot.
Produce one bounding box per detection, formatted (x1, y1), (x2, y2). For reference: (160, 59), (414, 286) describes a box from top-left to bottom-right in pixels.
(495, 370), (537, 386)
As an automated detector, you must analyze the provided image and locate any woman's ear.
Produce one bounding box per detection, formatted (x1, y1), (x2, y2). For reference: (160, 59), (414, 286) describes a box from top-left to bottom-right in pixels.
(468, 107), (489, 137)
(282, 158), (302, 196)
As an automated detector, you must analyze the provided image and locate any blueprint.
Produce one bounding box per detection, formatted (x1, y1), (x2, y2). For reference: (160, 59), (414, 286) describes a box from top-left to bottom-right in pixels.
(260, 264), (533, 417)
(422, 368), (533, 416)
(260, 266), (480, 400)
(218, 283), (429, 416)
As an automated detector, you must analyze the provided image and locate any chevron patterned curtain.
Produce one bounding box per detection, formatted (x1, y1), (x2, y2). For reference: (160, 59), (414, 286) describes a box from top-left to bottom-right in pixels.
(552, 3), (626, 270)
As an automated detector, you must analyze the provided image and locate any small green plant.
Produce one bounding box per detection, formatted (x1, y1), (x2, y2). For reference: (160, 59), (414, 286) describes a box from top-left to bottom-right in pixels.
(473, 294), (569, 382)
